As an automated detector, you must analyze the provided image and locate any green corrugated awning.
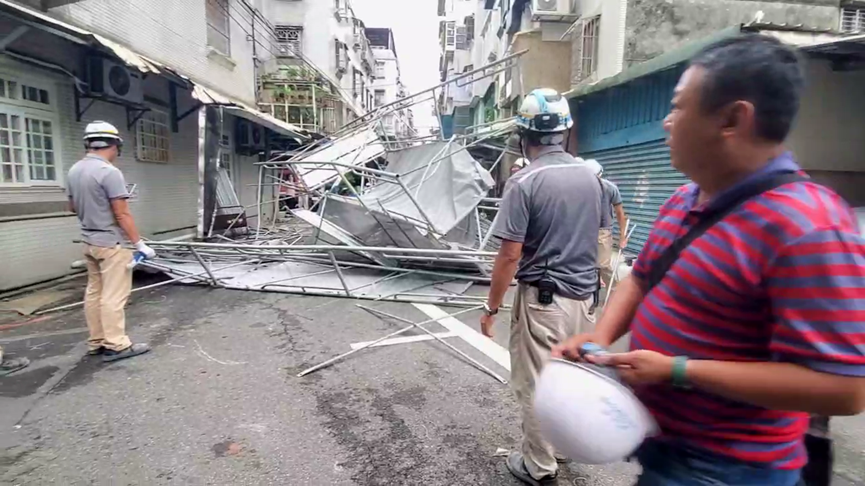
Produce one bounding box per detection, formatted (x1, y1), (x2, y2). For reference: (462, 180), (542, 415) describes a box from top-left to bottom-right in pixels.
(565, 26), (744, 100)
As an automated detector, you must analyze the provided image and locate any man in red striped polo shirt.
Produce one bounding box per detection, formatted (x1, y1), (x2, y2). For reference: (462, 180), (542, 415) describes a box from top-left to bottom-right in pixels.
(554, 35), (865, 485)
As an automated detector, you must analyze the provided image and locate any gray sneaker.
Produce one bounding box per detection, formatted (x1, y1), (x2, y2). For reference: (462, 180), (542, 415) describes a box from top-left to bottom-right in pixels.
(506, 451), (558, 486)
(0, 357), (30, 376)
(102, 343), (150, 363)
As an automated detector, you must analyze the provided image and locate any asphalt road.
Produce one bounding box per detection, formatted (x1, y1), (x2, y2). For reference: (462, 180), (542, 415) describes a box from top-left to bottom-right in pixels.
(0, 283), (862, 485)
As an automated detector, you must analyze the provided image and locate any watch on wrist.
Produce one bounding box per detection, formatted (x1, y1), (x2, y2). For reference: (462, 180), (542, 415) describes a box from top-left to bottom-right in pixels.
(483, 302), (498, 316)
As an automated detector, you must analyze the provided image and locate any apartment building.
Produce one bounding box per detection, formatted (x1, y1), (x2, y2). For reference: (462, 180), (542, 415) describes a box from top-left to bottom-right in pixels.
(256, 0), (378, 135)
(365, 27), (413, 139)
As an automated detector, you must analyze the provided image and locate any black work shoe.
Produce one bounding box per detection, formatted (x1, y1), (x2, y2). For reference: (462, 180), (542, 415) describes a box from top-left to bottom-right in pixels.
(506, 451), (558, 486)
(0, 357), (30, 377)
(102, 343), (150, 363)
(87, 347), (106, 356)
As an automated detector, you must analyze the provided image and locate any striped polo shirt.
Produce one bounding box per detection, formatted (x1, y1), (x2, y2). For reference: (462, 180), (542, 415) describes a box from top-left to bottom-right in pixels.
(629, 152), (865, 469)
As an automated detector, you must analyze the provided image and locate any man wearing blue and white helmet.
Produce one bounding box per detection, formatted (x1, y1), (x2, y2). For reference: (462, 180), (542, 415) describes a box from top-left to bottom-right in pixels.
(480, 88), (603, 485)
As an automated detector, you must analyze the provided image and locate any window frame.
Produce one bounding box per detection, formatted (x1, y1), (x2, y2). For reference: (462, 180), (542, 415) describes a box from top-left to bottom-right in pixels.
(841, 7), (865, 33)
(0, 71), (62, 188)
(135, 108), (171, 164)
(206, 0), (232, 57)
(579, 16), (600, 82)
(275, 25), (303, 57)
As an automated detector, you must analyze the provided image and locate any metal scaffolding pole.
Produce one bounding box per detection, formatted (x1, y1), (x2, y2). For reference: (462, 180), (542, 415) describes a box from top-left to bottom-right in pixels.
(357, 305), (507, 384)
(296, 305), (483, 377)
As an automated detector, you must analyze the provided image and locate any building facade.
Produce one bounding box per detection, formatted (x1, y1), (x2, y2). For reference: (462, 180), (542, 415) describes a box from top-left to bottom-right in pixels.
(438, 0), (580, 138)
(0, 0), (304, 291)
(366, 27), (412, 139)
(255, 0), (378, 135)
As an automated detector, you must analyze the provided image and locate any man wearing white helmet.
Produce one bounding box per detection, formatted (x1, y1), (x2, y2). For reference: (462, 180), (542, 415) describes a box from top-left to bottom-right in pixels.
(66, 121), (153, 362)
(480, 88), (602, 485)
(584, 159), (628, 291)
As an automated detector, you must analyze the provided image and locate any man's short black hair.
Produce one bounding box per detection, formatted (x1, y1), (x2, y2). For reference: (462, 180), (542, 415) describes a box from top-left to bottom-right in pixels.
(688, 34), (805, 142)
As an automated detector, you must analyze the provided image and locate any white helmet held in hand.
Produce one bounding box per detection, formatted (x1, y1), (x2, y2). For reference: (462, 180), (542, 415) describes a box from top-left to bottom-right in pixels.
(516, 88), (573, 133)
(83, 121), (123, 149)
(534, 358), (657, 464)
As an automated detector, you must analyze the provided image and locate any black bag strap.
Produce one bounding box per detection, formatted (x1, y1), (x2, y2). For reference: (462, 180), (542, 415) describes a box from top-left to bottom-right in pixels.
(646, 172), (808, 292)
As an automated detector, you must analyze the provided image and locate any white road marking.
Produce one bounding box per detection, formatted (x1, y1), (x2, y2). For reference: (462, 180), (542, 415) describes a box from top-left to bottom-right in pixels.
(412, 303), (511, 371)
(349, 332), (458, 350)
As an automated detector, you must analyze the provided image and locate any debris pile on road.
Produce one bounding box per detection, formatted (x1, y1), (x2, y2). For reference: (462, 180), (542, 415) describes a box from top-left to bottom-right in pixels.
(139, 53), (528, 306)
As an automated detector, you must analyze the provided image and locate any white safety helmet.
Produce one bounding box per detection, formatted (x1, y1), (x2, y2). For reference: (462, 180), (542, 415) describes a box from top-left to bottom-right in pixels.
(534, 358), (657, 464)
(584, 158), (604, 177)
(516, 88), (573, 133)
(83, 121), (123, 149)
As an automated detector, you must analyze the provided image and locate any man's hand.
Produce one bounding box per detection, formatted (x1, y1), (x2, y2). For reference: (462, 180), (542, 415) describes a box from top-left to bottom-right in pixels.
(591, 350), (674, 386)
(134, 240), (157, 259)
(619, 237), (628, 250)
(480, 313), (495, 338)
(552, 333), (608, 361)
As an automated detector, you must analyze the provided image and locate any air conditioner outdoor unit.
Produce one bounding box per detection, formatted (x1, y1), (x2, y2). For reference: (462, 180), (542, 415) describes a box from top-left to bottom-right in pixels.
(87, 57), (144, 104)
(532, 0), (580, 18)
(236, 118), (266, 151)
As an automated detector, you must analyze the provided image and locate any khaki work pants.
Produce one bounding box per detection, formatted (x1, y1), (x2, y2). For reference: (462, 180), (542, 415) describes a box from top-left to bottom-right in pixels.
(510, 282), (596, 479)
(83, 245), (133, 352)
(598, 228), (614, 288)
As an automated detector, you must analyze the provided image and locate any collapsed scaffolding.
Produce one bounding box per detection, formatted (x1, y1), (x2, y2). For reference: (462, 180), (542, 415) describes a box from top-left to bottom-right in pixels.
(141, 51), (529, 308)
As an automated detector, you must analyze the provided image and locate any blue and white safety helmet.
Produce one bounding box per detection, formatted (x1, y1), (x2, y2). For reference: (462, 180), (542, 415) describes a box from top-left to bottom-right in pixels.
(516, 88), (574, 133)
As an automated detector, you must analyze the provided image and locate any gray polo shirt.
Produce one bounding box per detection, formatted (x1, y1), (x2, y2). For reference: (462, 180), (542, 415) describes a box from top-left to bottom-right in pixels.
(600, 178), (622, 229)
(66, 154), (130, 247)
(492, 146), (602, 300)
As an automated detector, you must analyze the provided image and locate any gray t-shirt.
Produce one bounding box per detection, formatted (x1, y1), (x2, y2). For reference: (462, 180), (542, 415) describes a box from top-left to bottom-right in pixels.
(600, 178), (622, 229)
(492, 146), (602, 300)
(66, 155), (130, 247)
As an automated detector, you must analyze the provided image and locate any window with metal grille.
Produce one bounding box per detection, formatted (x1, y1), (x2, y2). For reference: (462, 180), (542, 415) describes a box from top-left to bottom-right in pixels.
(206, 0), (231, 56)
(465, 15), (475, 42)
(456, 26), (468, 50)
(579, 16), (600, 82)
(275, 25), (302, 57)
(841, 7), (865, 33)
(136, 109), (170, 163)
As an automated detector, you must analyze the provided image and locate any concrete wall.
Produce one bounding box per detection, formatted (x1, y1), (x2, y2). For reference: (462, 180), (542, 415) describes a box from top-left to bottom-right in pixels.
(624, 0), (841, 66)
(512, 31), (572, 95)
(787, 58), (865, 206)
(50, 0), (262, 105)
(570, 0), (627, 87)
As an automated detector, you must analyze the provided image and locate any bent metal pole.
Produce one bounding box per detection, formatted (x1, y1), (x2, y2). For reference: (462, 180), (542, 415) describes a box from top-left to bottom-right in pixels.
(297, 305), (483, 377)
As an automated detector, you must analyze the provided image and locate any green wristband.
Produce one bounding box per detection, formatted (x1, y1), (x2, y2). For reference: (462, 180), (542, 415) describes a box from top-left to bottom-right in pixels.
(672, 356), (690, 389)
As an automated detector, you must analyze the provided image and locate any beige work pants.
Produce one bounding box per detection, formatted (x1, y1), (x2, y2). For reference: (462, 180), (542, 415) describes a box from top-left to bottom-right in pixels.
(83, 245), (133, 352)
(598, 228), (614, 288)
(510, 283), (596, 479)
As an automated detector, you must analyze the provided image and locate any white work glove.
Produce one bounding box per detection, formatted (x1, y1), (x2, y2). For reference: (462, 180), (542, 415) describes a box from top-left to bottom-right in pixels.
(134, 240), (157, 260)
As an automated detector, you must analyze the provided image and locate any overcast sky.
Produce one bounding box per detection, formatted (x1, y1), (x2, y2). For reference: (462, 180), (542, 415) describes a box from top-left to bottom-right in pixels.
(353, 0), (441, 132)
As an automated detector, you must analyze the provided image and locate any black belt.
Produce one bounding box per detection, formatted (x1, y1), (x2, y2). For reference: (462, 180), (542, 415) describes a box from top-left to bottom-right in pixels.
(520, 281), (591, 301)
